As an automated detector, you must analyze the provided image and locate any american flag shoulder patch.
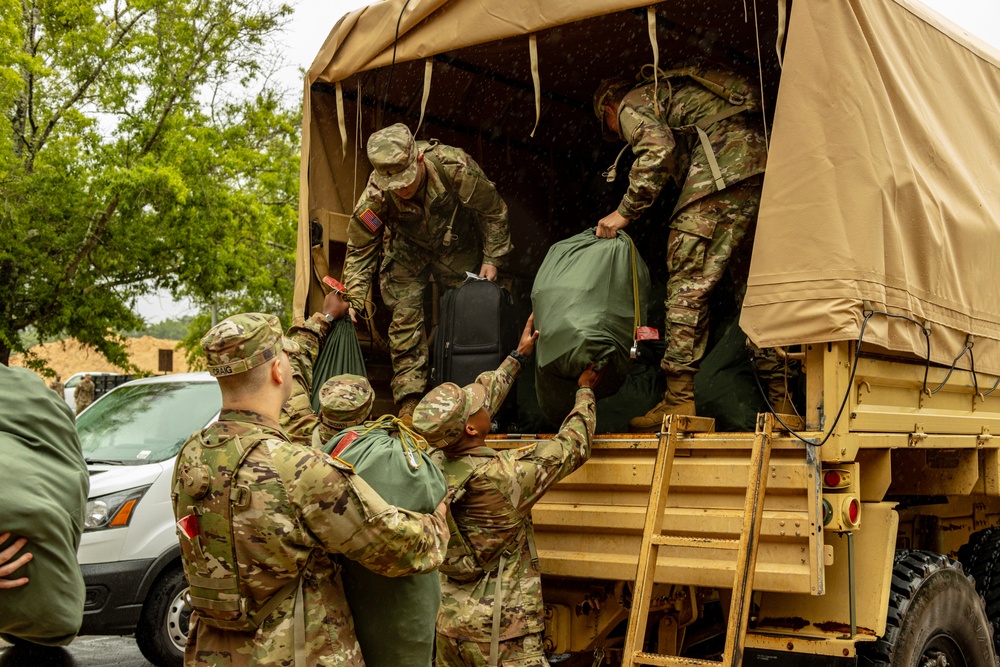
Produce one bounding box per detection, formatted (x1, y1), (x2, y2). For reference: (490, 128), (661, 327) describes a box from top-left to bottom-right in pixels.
(359, 208), (383, 233)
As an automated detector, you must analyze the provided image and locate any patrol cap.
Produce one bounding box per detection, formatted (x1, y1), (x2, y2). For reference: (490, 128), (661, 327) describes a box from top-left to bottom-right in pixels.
(201, 313), (300, 378)
(318, 374), (375, 430)
(367, 123), (420, 191)
(411, 382), (488, 448)
(593, 78), (635, 122)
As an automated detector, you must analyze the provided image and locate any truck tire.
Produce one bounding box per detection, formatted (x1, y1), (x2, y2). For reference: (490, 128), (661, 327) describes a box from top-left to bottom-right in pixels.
(135, 566), (189, 667)
(858, 550), (995, 667)
(959, 526), (1000, 656)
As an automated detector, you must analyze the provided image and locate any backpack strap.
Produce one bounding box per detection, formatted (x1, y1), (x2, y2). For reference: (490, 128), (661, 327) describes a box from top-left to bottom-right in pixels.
(637, 64), (758, 192)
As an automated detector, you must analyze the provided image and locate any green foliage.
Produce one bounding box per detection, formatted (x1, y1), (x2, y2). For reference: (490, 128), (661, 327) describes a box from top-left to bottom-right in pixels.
(0, 0), (297, 370)
(122, 315), (194, 340)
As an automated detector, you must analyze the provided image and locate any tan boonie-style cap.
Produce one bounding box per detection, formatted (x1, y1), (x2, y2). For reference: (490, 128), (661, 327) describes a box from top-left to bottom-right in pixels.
(411, 382), (488, 448)
(319, 374), (375, 430)
(367, 123), (420, 191)
(201, 313), (300, 378)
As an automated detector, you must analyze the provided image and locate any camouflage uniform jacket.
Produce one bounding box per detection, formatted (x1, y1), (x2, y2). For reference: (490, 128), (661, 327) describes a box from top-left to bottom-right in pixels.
(616, 79), (767, 228)
(177, 410), (448, 667)
(280, 312), (333, 447)
(432, 382), (596, 642)
(343, 141), (512, 300)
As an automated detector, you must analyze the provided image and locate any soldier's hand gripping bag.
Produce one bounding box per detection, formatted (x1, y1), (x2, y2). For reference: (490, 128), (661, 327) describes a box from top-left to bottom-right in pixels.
(309, 316), (367, 413)
(322, 424), (446, 667)
(531, 229), (651, 421)
(0, 365), (88, 646)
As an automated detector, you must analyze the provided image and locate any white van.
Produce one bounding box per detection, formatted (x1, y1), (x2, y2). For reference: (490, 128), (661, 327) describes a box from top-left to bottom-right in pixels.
(75, 373), (221, 667)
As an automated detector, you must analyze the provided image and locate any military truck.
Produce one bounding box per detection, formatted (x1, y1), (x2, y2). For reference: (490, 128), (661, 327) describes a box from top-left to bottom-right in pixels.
(294, 1), (1000, 665)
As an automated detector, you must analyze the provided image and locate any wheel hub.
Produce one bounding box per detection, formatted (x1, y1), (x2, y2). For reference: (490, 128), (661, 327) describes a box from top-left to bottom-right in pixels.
(921, 633), (966, 667)
(166, 587), (191, 652)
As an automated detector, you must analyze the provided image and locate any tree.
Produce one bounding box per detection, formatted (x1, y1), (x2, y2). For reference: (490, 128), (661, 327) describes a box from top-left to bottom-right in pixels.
(0, 0), (297, 369)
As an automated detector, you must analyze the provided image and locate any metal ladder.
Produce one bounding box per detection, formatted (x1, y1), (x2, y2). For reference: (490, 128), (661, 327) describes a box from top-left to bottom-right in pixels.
(621, 412), (776, 667)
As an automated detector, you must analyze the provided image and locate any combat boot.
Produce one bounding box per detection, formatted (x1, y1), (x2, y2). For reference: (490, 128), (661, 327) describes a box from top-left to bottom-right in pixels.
(397, 395), (421, 429)
(629, 372), (696, 433)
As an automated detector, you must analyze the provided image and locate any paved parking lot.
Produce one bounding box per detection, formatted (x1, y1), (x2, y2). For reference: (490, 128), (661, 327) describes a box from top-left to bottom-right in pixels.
(0, 636), (153, 667)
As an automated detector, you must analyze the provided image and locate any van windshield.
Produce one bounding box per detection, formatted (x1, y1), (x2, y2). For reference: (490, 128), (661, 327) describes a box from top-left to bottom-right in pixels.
(77, 381), (222, 464)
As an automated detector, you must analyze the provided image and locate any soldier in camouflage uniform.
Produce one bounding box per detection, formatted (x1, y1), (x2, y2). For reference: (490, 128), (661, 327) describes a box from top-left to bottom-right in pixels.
(49, 374), (64, 397)
(412, 316), (599, 667)
(342, 123), (513, 425)
(172, 312), (449, 667)
(74, 374), (95, 414)
(316, 374), (374, 443)
(594, 65), (793, 430)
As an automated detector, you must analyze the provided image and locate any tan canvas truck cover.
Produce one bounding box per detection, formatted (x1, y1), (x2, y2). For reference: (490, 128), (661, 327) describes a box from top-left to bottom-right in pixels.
(741, 0), (1000, 375)
(296, 0), (1000, 373)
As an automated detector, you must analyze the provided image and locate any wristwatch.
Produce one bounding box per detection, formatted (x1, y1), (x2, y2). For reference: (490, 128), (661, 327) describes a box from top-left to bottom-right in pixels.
(510, 349), (531, 365)
(321, 313), (335, 323)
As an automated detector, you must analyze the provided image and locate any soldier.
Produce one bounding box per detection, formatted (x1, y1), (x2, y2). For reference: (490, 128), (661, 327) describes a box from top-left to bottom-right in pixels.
(49, 374), (64, 398)
(172, 312), (450, 667)
(413, 315), (599, 667)
(593, 64), (793, 430)
(74, 375), (95, 415)
(316, 374), (375, 443)
(342, 123), (512, 426)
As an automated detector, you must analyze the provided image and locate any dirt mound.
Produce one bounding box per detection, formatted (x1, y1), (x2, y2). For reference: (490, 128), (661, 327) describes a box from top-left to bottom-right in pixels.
(9, 337), (194, 380)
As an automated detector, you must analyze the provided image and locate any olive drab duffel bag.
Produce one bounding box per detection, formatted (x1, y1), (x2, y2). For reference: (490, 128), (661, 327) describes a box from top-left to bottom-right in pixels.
(0, 365), (88, 646)
(531, 228), (651, 422)
(322, 418), (447, 667)
(309, 316), (367, 413)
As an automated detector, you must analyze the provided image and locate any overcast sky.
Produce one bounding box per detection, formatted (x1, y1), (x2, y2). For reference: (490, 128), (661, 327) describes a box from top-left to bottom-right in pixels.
(137, 0), (1000, 323)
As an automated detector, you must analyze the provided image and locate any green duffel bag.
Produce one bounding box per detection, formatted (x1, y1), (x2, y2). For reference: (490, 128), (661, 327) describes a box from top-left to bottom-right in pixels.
(531, 229), (651, 422)
(310, 316), (367, 413)
(321, 418), (447, 667)
(0, 366), (88, 646)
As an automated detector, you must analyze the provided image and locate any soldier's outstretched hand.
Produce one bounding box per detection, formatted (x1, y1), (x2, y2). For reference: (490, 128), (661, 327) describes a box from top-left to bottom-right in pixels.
(596, 210), (630, 238)
(0, 533), (31, 589)
(478, 263), (498, 281)
(578, 365), (601, 389)
(517, 314), (539, 357)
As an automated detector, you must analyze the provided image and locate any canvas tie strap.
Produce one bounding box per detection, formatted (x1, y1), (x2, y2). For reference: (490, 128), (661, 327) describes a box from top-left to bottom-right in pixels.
(488, 551), (510, 667)
(529, 34), (541, 137)
(336, 82), (348, 154)
(415, 59), (433, 137)
(647, 7), (661, 117)
(776, 0), (788, 68)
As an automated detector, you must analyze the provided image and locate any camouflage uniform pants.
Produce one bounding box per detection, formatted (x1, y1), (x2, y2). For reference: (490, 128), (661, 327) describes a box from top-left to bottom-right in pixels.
(436, 631), (548, 667)
(380, 250), (480, 403)
(662, 176), (762, 374)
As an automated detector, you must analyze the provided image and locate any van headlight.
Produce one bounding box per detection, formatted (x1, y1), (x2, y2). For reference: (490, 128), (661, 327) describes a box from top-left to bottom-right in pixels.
(85, 486), (150, 531)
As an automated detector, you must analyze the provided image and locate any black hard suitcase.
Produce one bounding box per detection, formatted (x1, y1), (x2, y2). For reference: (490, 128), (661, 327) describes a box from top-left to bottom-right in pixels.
(431, 279), (519, 390)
